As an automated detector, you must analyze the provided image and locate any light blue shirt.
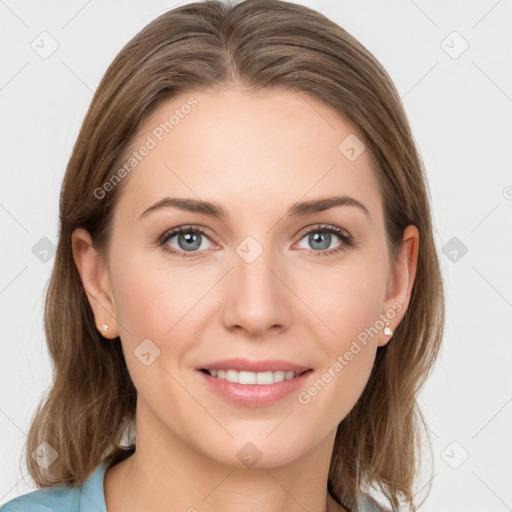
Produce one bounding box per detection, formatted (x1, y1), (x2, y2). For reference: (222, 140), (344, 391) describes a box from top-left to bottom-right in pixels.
(0, 459), (110, 512)
(0, 458), (387, 511)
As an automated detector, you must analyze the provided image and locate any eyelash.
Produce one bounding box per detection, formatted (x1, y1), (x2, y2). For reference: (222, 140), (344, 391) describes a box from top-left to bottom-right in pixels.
(158, 223), (354, 258)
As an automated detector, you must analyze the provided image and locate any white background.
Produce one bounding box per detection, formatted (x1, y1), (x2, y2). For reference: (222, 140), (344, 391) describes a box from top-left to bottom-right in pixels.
(1, 1), (511, 510)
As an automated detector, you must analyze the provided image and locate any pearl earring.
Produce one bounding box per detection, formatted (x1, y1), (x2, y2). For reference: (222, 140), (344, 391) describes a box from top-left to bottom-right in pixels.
(383, 322), (393, 336)
(101, 322), (109, 332)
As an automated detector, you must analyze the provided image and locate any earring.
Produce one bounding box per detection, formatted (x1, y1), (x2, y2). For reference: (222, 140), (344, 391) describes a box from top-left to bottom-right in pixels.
(384, 322), (393, 336)
(101, 322), (109, 332)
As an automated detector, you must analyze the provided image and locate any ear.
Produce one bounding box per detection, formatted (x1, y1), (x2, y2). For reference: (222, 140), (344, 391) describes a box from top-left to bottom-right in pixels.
(71, 228), (119, 339)
(378, 224), (419, 347)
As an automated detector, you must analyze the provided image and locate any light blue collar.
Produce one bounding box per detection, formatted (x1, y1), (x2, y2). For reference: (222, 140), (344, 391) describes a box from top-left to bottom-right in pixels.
(79, 459), (109, 512)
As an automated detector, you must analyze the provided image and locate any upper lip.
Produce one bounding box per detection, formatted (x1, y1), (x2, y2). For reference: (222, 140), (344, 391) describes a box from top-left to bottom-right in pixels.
(198, 358), (311, 373)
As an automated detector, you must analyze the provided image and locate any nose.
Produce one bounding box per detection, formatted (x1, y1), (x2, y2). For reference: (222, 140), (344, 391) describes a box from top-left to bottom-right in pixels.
(221, 249), (292, 337)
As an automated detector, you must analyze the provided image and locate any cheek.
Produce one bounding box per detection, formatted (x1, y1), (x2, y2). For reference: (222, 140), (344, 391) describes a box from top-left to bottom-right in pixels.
(108, 252), (201, 396)
(109, 248), (217, 375)
(296, 257), (387, 343)
(110, 245), (199, 334)
(111, 265), (171, 339)
(294, 260), (386, 410)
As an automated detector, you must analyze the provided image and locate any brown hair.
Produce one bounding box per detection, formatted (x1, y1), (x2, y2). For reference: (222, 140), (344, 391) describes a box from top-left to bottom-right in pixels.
(23, 1), (444, 510)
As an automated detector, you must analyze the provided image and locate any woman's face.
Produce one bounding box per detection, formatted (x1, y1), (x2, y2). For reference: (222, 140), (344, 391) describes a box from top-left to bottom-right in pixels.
(76, 86), (417, 469)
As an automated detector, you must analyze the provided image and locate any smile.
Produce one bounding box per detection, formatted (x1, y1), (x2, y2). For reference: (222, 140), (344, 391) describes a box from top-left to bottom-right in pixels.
(197, 368), (314, 407)
(201, 368), (308, 385)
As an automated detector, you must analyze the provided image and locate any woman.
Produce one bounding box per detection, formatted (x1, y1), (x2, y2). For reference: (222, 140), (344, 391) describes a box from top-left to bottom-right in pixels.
(1, 0), (444, 511)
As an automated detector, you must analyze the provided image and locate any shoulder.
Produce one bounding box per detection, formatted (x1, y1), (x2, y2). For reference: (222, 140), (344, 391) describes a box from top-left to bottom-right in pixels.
(355, 491), (392, 512)
(1, 458), (110, 512)
(0, 484), (80, 511)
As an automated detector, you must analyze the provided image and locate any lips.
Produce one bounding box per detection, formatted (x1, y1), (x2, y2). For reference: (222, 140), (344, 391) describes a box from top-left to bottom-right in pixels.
(196, 364), (314, 407)
(197, 358), (311, 373)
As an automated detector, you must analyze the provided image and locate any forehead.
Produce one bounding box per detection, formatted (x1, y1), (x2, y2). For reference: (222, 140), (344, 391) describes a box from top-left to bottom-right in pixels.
(114, 86), (382, 224)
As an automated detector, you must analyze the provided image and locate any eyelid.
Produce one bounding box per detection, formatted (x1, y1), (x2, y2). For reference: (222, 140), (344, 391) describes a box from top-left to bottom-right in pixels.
(294, 222), (351, 240)
(158, 224), (219, 246)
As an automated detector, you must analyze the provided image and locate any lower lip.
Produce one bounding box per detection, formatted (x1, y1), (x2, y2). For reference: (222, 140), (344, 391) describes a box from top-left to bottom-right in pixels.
(196, 369), (313, 407)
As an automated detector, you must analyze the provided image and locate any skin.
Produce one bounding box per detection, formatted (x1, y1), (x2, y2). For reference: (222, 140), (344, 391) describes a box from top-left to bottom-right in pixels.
(72, 85), (419, 512)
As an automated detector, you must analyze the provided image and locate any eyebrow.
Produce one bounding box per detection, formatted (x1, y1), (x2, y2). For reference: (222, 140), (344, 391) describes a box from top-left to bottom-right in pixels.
(138, 195), (371, 221)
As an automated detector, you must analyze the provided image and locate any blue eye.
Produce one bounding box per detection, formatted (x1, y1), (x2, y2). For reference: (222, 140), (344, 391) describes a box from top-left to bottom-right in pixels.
(158, 224), (353, 258)
(159, 225), (214, 257)
(295, 224), (353, 257)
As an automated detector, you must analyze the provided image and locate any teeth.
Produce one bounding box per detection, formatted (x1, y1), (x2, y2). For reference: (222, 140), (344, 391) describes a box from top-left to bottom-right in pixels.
(207, 369), (298, 384)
